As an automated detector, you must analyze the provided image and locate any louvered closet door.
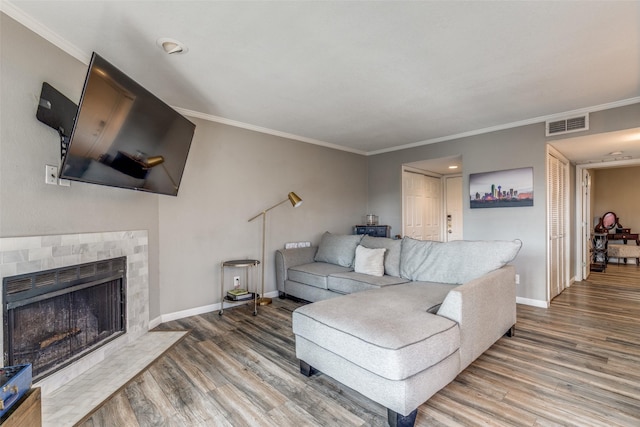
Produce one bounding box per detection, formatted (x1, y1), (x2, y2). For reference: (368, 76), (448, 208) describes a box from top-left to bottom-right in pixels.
(548, 152), (567, 300)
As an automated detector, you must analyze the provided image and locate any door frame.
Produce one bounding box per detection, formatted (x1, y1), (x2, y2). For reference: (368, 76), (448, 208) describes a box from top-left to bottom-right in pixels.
(401, 166), (463, 241)
(443, 174), (463, 241)
(575, 157), (640, 281)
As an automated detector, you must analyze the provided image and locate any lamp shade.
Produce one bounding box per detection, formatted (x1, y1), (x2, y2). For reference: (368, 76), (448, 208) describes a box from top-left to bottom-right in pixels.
(145, 156), (165, 168)
(288, 192), (303, 208)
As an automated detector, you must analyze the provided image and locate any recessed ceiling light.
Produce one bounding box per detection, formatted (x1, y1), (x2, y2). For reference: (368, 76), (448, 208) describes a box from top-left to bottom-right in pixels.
(448, 165), (459, 169)
(156, 37), (188, 55)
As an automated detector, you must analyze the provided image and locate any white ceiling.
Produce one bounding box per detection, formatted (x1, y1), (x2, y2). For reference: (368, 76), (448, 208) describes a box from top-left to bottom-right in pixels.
(3, 1), (640, 160)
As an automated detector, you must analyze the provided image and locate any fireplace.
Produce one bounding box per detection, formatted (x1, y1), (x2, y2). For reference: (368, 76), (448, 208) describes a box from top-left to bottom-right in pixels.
(3, 257), (126, 381)
(0, 230), (148, 394)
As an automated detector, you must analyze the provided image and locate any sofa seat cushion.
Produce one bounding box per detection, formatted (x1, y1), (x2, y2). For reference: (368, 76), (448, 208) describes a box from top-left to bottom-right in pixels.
(327, 272), (409, 294)
(288, 262), (353, 290)
(292, 283), (460, 381)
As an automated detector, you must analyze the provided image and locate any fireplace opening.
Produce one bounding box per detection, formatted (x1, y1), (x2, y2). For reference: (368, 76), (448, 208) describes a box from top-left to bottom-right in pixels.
(3, 257), (126, 381)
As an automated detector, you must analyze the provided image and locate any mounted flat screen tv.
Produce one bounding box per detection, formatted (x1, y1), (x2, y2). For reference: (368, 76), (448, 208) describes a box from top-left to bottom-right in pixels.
(60, 52), (195, 196)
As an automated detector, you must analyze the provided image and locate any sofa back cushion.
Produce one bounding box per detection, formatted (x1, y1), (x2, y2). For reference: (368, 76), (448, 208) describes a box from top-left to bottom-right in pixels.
(360, 235), (402, 277)
(400, 237), (522, 284)
(314, 232), (363, 267)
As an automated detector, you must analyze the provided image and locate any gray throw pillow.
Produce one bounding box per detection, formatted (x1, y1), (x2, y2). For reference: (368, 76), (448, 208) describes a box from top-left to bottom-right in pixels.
(360, 235), (402, 277)
(400, 237), (522, 284)
(314, 232), (364, 267)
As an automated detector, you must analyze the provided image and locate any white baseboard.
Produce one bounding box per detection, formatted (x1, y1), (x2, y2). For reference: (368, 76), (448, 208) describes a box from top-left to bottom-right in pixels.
(152, 291), (280, 326)
(516, 296), (549, 308)
(149, 315), (162, 329)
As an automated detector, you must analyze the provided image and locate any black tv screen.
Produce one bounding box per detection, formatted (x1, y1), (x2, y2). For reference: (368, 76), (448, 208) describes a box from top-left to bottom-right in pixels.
(60, 52), (195, 196)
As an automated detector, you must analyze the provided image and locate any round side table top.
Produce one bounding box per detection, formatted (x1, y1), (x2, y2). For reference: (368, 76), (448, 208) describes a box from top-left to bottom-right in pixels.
(222, 259), (260, 268)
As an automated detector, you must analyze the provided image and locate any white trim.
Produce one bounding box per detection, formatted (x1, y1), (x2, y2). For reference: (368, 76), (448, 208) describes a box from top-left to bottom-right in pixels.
(160, 303), (219, 323)
(401, 164), (443, 178)
(174, 108), (366, 155)
(367, 98), (640, 155)
(1, 0), (91, 64)
(575, 157), (640, 281)
(516, 297), (549, 308)
(148, 315), (163, 330)
(157, 291), (280, 324)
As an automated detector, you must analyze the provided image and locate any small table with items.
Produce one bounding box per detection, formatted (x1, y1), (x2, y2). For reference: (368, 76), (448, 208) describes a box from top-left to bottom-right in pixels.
(593, 211), (640, 267)
(354, 225), (391, 238)
(219, 259), (260, 316)
(607, 232), (640, 265)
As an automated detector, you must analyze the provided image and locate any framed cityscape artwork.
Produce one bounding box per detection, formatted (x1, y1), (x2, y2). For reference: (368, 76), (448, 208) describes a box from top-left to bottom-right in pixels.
(469, 167), (533, 209)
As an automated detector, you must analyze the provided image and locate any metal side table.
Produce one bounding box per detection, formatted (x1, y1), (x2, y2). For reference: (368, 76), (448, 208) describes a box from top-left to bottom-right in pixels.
(219, 259), (260, 316)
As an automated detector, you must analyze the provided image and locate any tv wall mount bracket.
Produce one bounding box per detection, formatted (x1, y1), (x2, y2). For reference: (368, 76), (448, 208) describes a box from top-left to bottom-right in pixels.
(36, 82), (78, 160)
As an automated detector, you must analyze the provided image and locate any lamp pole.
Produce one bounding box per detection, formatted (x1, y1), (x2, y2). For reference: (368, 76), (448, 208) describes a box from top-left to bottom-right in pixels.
(248, 193), (302, 306)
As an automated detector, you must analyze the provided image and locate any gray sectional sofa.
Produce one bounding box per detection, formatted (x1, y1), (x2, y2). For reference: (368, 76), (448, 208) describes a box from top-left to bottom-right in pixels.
(276, 232), (522, 427)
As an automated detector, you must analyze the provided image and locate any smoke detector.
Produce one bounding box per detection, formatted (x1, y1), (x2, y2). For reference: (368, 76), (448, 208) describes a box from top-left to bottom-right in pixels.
(157, 38), (188, 55)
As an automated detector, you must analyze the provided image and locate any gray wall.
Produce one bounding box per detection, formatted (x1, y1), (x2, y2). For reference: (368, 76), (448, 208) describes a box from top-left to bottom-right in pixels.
(4, 11), (638, 314)
(368, 124), (547, 301)
(1, 13), (368, 318)
(1, 13), (162, 318)
(368, 103), (640, 303)
(158, 121), (367, 314)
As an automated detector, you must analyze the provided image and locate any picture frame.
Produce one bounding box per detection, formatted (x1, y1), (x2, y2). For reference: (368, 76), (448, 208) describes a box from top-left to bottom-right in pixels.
(469, 167), (533, 209)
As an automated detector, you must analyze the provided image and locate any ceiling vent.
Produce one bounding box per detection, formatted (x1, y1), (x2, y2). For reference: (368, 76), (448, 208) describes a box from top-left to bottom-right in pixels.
(546, 114), (589, 137)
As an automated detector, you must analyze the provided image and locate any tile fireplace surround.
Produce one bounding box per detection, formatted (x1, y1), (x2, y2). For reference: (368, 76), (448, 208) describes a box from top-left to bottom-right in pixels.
(0, 230), (150, 395)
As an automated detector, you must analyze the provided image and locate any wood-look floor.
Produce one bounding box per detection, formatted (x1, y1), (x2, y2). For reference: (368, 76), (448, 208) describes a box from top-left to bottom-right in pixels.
(79, 264), (640, 426)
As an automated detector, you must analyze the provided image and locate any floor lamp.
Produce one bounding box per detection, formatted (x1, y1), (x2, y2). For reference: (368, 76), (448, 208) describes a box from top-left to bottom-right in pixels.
(248, 192), (303, 305)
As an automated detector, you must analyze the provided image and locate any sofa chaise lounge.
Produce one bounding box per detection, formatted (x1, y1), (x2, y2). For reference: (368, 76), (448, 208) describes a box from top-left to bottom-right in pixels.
(277, 232), (522, 427)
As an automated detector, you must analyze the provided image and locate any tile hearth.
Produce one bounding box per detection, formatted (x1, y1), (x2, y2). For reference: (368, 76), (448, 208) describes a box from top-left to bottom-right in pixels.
(42, 330), (187, 426)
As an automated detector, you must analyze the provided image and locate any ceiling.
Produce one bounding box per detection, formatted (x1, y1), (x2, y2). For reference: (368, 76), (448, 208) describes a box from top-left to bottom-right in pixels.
(3, 1), (640, 159)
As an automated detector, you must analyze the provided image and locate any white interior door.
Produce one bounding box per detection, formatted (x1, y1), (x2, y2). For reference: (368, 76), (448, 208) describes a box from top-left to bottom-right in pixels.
(402, 170), (442, 241)
(445, 176), (463, 241)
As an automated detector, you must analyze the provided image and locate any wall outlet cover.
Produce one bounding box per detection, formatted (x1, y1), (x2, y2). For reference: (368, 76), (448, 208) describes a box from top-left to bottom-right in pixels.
(45, 165), (58, 185)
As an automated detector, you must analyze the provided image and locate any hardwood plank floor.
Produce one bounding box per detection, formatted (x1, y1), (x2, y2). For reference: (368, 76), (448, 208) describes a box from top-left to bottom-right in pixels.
(79, 264), (640, 426)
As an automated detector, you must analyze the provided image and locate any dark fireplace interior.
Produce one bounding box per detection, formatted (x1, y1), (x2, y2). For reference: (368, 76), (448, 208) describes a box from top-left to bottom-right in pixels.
(3, 257), (126, 381)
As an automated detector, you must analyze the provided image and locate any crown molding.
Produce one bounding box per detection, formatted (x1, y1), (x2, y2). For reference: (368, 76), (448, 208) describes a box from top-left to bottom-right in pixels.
(1, 0), (91, 64)
(174, 107), (367, 156)
(368, 97), (640, 156)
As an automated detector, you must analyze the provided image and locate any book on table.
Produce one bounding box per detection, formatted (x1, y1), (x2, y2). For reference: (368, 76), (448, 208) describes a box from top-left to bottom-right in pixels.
(230, 293), (255, 301)
(227, 289), (254, 301)
(228, 288), (248, 296)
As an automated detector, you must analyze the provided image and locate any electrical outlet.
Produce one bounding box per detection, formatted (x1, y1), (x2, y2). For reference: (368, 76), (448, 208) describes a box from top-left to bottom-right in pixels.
(45, 165), (58, 185)
(233, 276), (240, 288)
(515, 274), (520, 285)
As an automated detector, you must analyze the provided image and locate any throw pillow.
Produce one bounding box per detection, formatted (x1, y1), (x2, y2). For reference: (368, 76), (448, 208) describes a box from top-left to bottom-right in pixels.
(360, 235), (402, 277)
(354, 245), (386, 277)
(314, 232), (364, 267)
